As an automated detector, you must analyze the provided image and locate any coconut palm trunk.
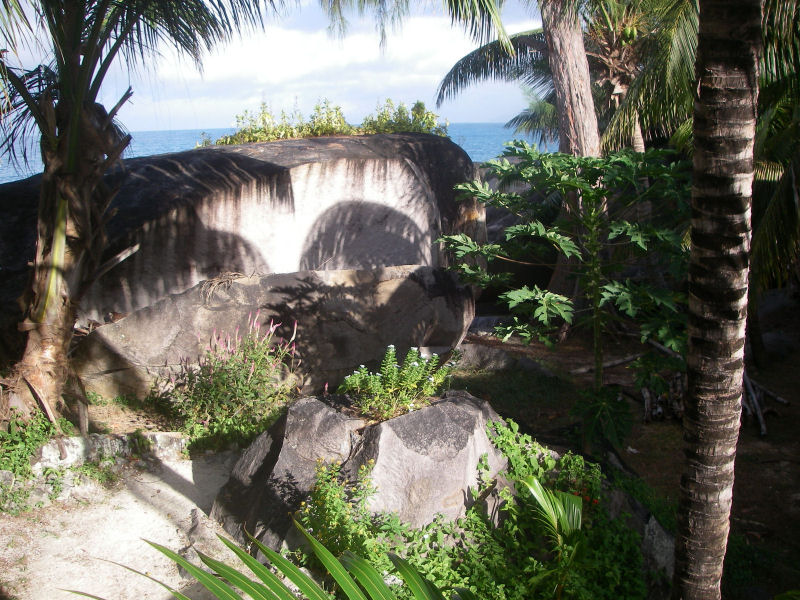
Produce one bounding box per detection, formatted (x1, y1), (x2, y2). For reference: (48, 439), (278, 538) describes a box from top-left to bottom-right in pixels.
(539, 0), (601, 156)
(11, 88), (129, 420)
(672, 0), (762, 597)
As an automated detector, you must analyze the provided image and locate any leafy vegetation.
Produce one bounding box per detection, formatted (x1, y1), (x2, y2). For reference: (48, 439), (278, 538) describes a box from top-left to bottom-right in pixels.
(294, 418), (645, 600)
(165, 313), (300, 451)
(0, 410), (72, 514)
(441, 144), (691, 448)
(337, 346), (456, 420)
(209, 98), (448, 146)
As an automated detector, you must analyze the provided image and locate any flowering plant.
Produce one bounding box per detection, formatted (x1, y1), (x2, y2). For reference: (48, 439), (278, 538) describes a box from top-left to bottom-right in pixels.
(169, 312), (299, 450)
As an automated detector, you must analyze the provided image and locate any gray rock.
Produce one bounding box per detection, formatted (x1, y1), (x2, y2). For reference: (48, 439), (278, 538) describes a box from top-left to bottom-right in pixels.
(72, 265), (475, 399)
(0, 133), (482, 329)
(211, 397), (365, 549)
(346, 389), (507, 527)
(606, 487), (675, 599)
(455, 342), (555, 377)
(211, 392), (506, 550)
(0, 469), (14, 488)
(31, 431), (187, 475)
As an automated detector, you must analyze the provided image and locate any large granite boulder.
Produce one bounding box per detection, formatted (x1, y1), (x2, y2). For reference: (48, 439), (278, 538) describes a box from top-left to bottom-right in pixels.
(71, 265), (475, 399)
(210, 391), (506, 550)
(0, 133), (484, 334)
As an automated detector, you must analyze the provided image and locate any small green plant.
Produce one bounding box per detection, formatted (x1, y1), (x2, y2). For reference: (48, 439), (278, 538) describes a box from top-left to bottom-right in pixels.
(360, 99), (448, 136)
(167, 313), (300, 451)
(520, 476), (584, 600)
(0, 410), (61, 480)
(570, 386), (633, 452)
(297, 459), (387, 566)
(338, 346), (455, 420)
(1, 411), (73, 514)
(128, 428), (152, 457)
(73, 457), (120, 486)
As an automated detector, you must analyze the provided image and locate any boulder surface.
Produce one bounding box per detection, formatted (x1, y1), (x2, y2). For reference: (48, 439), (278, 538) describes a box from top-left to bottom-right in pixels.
(210, 391), (506, 550)
(71, 265), (475, 399)
(0, 133), (483, 326)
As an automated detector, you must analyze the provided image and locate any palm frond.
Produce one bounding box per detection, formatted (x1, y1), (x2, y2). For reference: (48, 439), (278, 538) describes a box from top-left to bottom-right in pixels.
(603, 0), (697, 149)
(436, 29), (549, 106)
(0, 62), (57, 166)
(750, 154), (800, 297)
(0, 0), (29, 52)
(441, 0), (510, 52)
(504, 89), (559, 144)
(761, 0), (799, 93)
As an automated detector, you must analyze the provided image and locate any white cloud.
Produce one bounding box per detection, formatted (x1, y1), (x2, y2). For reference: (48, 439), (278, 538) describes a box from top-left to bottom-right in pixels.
(97, 5), (542, 131)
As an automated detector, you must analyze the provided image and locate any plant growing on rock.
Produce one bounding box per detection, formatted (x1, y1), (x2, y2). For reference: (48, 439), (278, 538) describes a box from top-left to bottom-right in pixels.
(212, 97), (448, 146)
(337, 346), (456, 420)
(289, 418), (645, 600)
(167, 313), (299, 451)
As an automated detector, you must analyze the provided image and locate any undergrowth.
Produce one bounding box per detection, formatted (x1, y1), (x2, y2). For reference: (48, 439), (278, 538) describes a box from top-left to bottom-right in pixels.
(209, 98), (447, 146)
(297, 418), (647, 600)
(0, 410), (72, 514)
(164, 313), (300, 452)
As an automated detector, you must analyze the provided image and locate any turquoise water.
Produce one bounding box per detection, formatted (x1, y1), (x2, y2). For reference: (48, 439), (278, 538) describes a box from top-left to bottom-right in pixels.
(0, 123), (556, 184)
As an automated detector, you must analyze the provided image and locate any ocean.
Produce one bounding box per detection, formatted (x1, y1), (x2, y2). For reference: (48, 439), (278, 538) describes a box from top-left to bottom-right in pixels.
(0, 123), (557, 184)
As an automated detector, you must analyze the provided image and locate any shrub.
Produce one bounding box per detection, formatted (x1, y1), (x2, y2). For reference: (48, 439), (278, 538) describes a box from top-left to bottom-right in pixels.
(167, 313), (299, 451)
(213, 97), (447, 146)
(337, 345), (455, 420)
(70, 519), (476, 600)
(292, 418), (646, 600)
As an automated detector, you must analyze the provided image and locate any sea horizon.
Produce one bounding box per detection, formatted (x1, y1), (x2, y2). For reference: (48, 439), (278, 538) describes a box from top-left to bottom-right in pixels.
(0, 122), (556, 184)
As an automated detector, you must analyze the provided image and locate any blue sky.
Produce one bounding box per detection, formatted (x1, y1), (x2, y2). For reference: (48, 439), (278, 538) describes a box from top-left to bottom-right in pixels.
(88, 0), (543, 131)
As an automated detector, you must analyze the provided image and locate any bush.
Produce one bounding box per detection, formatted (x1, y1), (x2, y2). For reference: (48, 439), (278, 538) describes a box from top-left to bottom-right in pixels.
(294, 418), (646, 600)
(337, 345), (456, 421)
(212, 98), (447, 146)
(167, 313), (299, 451)
(0, 410), (72, 514)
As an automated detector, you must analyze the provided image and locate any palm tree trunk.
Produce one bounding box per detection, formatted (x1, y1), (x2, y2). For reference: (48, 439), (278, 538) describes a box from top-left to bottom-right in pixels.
(539, 0), (601, 305)
(672, 0), (762, 597)
(539, 0), (601, 157)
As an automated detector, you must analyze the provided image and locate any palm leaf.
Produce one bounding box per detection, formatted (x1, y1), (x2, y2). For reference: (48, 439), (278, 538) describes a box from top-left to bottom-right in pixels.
(387, 554), (446, 600)
(340, 552), (400, 600)
(750, 154), (800, 298)
(436, 29), (550, 106)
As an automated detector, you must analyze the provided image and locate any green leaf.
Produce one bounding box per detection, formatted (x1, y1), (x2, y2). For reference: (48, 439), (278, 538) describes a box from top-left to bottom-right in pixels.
(197, 551), (277, 600)
(340, 552), (399, 600)
(294, 520), (369, 600)
(387, 554), (445, 600)
(145, 540), (241, 600)
(247, 533), (332, 600)
(215, 535), (298, 600)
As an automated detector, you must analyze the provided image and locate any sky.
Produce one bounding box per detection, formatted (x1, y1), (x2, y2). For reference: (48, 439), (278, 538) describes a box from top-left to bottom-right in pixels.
(80, 0), (543, 131)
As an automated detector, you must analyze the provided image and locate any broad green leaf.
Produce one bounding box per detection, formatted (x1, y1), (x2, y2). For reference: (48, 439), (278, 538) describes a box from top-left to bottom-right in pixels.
(197, 551), (276, 600)
(340, 552), (399, 600)
(247, 533), (332, 600)
(387, 554), (445, 600)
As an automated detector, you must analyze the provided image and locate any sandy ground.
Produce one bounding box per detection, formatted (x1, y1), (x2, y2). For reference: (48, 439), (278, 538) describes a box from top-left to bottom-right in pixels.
(0, 452), (240, 600)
